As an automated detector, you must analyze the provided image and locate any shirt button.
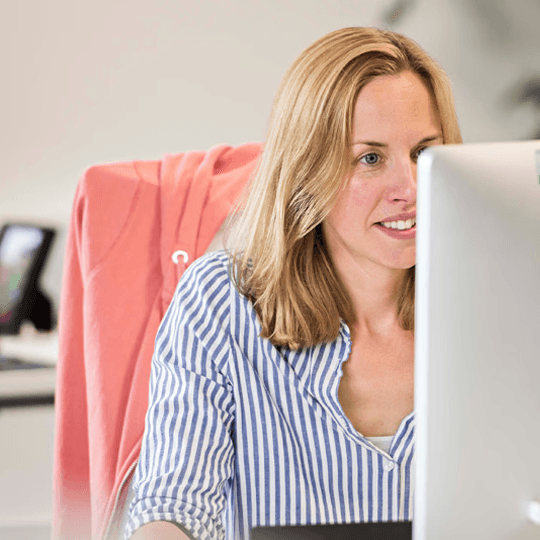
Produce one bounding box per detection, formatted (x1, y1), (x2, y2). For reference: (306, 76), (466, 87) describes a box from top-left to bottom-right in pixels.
(383, 460), (395, 472)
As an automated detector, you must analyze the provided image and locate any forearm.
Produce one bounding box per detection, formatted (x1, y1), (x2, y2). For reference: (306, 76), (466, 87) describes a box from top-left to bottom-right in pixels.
(130, 521), (193, 540)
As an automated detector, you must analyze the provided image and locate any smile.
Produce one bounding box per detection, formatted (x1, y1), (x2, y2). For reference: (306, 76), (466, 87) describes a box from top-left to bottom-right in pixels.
(380, 217), (416, 230)
(374, 218), (416, 240)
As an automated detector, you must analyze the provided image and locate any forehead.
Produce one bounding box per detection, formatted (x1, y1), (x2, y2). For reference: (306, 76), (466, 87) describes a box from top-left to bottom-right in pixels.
(352, 71), (440, 137)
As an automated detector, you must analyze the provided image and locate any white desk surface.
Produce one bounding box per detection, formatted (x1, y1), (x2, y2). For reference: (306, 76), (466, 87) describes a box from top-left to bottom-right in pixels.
(0, 327), (57, 400)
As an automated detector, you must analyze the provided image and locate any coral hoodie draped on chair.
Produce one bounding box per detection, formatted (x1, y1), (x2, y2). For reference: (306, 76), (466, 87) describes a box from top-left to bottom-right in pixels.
(52, 143), (262, 540)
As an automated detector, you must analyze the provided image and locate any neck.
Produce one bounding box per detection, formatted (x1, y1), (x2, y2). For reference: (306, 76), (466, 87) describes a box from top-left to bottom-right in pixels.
(333, 254), (410, 340)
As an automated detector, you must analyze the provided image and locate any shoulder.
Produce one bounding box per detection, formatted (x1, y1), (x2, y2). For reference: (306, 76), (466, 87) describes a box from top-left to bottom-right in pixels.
(181, 249), (233, 285)
(171, 250), (236, 311)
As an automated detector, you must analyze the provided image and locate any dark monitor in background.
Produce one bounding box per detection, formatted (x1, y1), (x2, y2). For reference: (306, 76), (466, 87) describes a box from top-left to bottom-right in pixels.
(0, 223), (56, 336)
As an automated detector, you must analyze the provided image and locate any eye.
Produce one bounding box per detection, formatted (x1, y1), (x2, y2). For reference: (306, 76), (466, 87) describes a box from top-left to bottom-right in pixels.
(359, 152), (381, 166)
(413, 147), (428, 161)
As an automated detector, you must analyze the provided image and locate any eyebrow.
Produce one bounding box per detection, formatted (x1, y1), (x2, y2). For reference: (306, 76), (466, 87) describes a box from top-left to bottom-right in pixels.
(351, 134), (443, 147)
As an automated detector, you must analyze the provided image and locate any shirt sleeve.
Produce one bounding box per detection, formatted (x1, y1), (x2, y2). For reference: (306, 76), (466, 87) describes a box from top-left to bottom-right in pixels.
(124, 253), (236, 540)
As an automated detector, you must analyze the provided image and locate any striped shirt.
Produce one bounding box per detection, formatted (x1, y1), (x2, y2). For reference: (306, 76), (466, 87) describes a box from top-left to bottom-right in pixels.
(125, 250), (415, 540)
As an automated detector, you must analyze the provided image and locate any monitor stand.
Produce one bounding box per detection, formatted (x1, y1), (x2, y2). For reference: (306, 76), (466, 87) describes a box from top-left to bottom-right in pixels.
(24, 287), (55, 332)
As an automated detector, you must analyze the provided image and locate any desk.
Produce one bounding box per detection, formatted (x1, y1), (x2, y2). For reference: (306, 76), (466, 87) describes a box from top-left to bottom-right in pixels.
(0, 329), (57, 406)
(0, 369), (56, 407)
(0, 330), (57, 540)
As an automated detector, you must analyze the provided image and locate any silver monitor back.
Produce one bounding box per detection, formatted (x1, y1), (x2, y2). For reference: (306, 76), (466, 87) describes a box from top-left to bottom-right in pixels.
(414, 140), (540, 540)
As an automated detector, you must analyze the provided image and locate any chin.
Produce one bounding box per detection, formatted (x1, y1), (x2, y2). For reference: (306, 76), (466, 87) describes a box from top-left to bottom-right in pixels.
(393, 262), (415, 271)
(384, 252), (416, 270)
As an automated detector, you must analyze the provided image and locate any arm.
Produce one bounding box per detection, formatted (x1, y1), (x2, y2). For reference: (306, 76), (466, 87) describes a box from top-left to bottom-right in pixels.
(125, 254), (235, 540)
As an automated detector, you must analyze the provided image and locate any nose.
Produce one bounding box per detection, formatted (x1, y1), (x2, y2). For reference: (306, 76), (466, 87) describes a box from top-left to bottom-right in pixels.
(388, 155), (417, 202)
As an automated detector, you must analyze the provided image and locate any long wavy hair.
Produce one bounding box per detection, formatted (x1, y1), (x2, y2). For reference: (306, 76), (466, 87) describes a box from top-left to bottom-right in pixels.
(228, 27), (462, 350)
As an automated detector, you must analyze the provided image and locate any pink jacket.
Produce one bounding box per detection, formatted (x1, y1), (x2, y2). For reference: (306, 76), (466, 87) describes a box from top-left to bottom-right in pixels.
(53, 143), (262, 540)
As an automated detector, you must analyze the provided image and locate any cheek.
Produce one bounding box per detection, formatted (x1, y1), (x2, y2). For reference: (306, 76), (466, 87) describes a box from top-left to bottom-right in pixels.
(330, 181), (378, 229)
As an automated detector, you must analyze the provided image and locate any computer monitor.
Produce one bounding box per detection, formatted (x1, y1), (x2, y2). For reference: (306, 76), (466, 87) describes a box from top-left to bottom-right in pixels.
(0, 223), (55, 335)
(414, 140), (540, 540)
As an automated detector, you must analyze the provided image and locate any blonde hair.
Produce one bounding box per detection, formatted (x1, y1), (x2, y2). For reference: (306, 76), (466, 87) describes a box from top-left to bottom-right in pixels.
(229, 27), (462, 349)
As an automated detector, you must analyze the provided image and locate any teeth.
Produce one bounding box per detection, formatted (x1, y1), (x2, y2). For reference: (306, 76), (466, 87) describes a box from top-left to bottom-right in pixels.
(380, 218), (416, 230)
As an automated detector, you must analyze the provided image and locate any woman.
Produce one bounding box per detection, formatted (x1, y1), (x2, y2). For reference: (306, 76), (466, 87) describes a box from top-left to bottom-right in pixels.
(126, 26), (461, 540)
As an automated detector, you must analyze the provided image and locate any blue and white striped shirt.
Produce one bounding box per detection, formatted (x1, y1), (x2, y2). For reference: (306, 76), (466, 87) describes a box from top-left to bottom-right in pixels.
(125, 250), (415, 540)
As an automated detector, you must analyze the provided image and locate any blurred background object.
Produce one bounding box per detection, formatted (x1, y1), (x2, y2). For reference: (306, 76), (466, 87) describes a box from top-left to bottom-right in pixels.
(0, 224), (56, 336)
(384, 0), (540, 142)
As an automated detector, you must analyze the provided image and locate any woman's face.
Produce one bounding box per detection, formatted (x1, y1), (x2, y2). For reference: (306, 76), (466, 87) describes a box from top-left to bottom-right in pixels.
(323, 70), (442, 274)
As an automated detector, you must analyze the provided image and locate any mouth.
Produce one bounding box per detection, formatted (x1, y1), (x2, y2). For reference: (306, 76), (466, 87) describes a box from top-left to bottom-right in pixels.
(378, 217), (416, 230)
(374, 217), (416, 239)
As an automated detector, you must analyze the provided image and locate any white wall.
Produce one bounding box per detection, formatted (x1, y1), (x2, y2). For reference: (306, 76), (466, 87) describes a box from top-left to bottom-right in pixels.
(2, 0), (539, 313)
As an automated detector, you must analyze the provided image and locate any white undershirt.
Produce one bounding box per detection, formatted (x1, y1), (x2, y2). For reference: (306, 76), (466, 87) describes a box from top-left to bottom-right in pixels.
(366, 435), (393, 454)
